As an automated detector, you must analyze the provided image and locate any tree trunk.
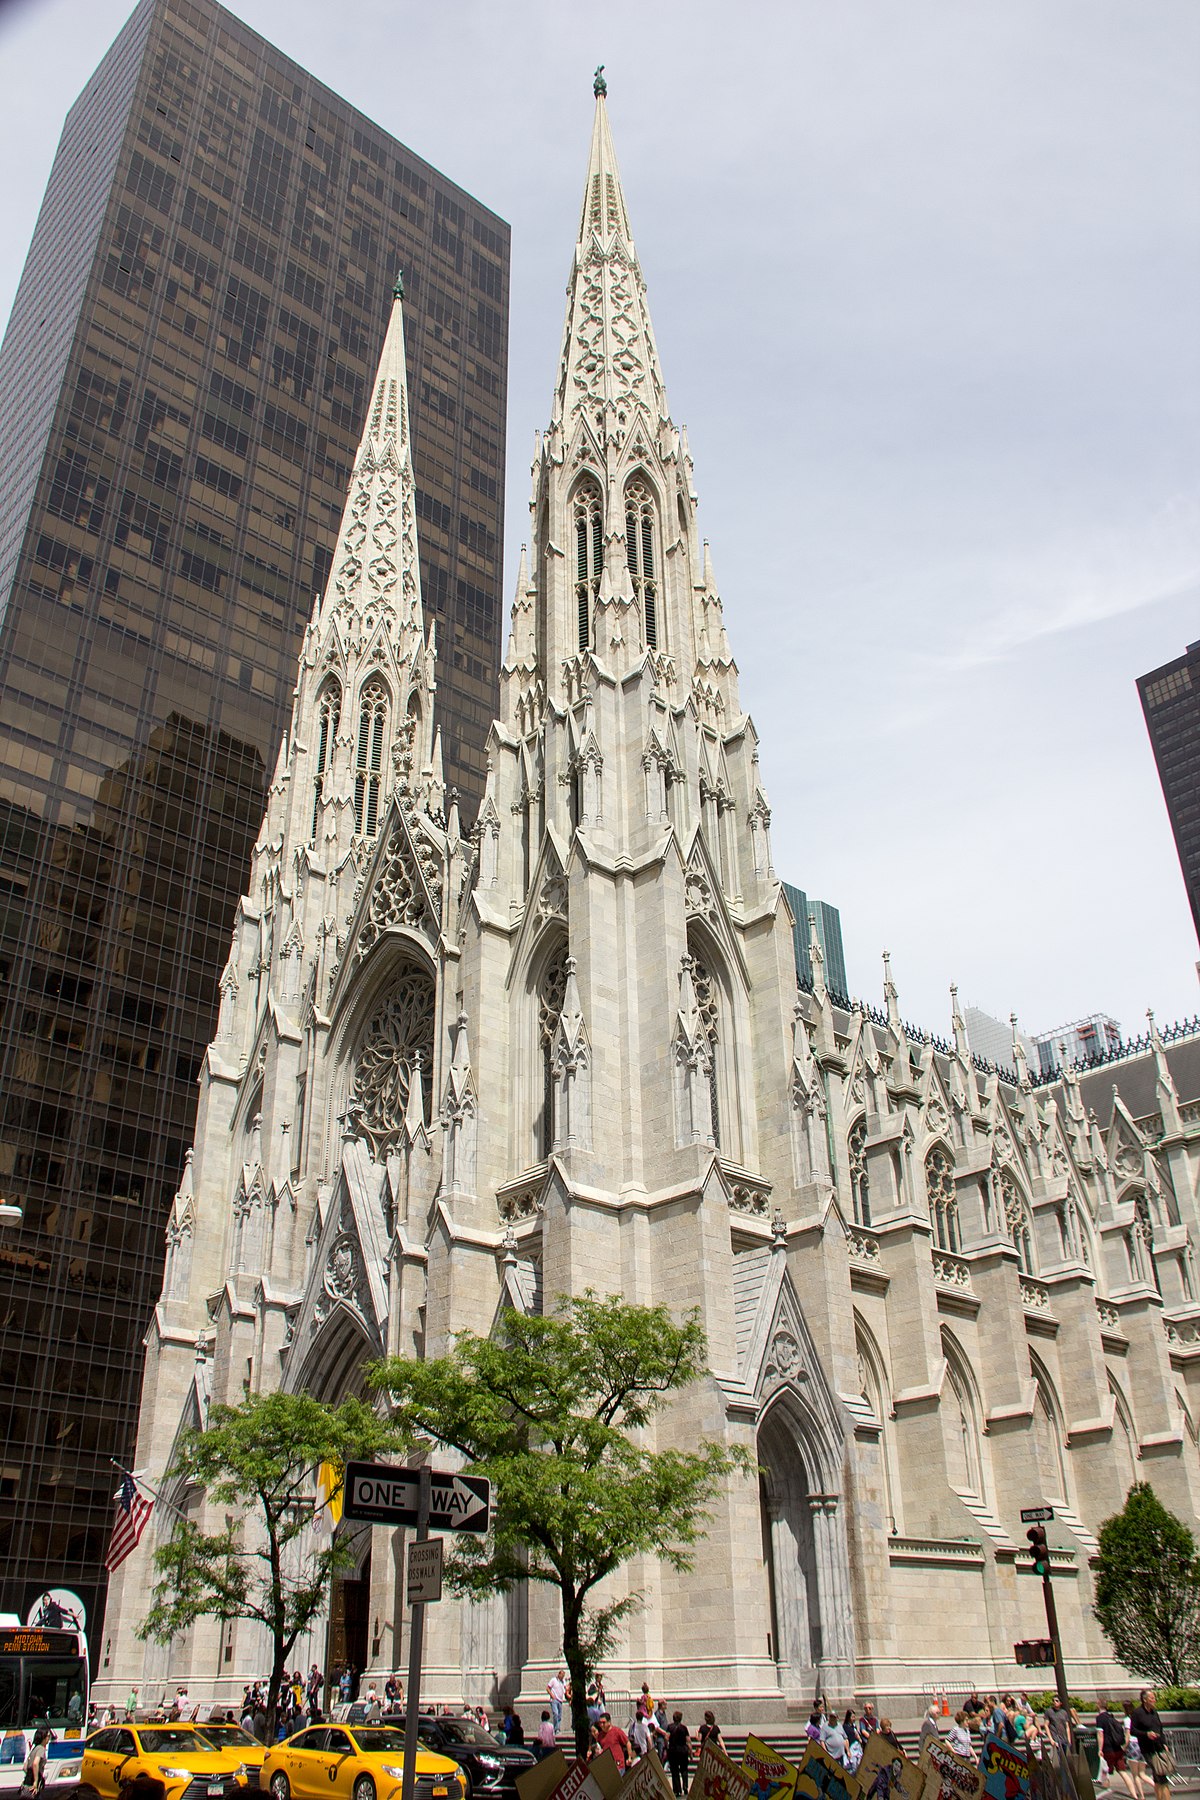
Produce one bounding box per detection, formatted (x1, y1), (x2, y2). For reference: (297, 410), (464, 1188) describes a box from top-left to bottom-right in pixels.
(561, 1588), (590, 1761)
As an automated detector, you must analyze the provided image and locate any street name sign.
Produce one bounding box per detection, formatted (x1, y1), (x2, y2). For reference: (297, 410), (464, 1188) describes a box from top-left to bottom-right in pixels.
(1020, 1506), (1055, 1523)
(407, 1537), (443, 1604)
(343, 1462), (491, 1533)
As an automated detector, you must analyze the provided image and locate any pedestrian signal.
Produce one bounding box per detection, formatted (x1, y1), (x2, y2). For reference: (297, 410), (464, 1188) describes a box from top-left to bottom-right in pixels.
(1014, 1639), (1054, 1666)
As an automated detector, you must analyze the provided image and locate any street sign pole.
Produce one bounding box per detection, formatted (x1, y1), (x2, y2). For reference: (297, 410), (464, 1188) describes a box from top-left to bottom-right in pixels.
(1040, 1562), (1070, 1710)
(400, 1466), (430, 1800)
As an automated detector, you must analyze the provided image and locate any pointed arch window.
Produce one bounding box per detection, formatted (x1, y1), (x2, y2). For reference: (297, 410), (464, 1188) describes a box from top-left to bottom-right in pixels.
(353, 679), (389, 837)
(311, 681), (341, 843)
(925, 1145), (960, 1251)
(942, 1332), (985, 1500)
(625, 478), (660, 651)
(573, 479), (602, 652)
(1031, 1359), (1068, 1503)
(537, 941), (570, 1159)
(999, 1170), (1035, 1274)
(689, 951), (721, 1149)
(848, 1119), (870, 1227)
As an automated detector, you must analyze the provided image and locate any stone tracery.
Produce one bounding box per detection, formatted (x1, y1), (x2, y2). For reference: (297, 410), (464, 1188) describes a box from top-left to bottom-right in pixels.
(348, 966), (436, 1158)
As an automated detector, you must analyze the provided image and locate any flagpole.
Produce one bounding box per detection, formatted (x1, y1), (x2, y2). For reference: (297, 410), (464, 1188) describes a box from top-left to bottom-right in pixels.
(108, 1458), (190, 1523)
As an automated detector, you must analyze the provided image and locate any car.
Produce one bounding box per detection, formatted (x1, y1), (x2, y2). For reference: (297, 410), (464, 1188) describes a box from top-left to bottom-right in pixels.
(193, 1726), (269, 1788)
(413, 1716), (536, 1799)
(81, 1721), (259, 1800)
(262, 1724), (466, 1800)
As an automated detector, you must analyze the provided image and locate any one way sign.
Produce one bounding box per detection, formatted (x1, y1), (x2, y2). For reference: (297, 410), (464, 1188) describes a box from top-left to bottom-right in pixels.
(342, 1462), (491, 1534)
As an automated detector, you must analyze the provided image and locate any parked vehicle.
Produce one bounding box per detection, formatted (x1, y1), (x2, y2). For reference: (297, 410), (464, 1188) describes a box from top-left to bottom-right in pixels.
(414, 1716), (536, 1800)
(262, 1723), (465, 1800)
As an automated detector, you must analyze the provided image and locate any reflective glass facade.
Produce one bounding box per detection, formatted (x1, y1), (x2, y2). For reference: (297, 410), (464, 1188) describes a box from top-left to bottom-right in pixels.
(0, 0), (507, 1631)
(1139, 642), (1200, 946)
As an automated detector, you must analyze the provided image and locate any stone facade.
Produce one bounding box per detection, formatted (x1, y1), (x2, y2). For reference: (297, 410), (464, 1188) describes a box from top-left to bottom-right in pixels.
(98, 92), (1200, 1718)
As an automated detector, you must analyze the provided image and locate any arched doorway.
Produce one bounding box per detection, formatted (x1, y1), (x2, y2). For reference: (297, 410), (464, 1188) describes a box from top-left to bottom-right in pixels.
(757, 1394), (854, 1688)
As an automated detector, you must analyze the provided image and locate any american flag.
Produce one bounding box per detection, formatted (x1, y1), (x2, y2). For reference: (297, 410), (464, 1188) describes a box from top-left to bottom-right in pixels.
(105, 1474), (153, 1573)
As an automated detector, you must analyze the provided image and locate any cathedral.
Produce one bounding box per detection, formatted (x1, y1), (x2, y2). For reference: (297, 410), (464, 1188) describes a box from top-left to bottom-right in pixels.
(100, 86), (1200, 1720)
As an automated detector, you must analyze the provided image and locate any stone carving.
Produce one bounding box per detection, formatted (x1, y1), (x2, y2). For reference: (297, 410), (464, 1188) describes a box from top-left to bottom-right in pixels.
(846, 1228), (882, 1266)
(355, 812), (442, 961)
(764, 1329), (806, 1387)
(349, 969), (436, 1159)
(1020, 1278), (1051, 1314)
(1115, 1143), (1142, 1179)
(933, 1252), (973, 1292)
(685, 869), (713, 917)
(729, 1182), (770, 1217)
(324, 1232), (358, 1300)
(538, 872), (568, 920)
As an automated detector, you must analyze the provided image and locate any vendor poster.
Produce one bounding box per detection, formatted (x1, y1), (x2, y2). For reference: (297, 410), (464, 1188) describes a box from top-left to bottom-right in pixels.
(688, 1739), (755, 1800)
(918, 1739), (985, 1800)
(617, 1754), (676, 1800)
(794, 1742), (863, 1800)
(859, 1736), (925, 1800)
(979, 1736), (1030, 1800)
(518, 1751), (622, 1800)
(742, 1735), (799, 1800)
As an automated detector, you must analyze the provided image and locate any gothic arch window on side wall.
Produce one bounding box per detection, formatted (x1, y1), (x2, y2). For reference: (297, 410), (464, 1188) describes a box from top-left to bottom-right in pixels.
(1030, 1357), (1069, 1503)
(625, 477), (660, 651)
(1110, 1379), (1139, 1498)
(312, 680), (341, 843)
(942, 1331), (986, 1500)
(999, 1170), (1036, 1274)
(925, 1145), (959, 1251)
(689, 945), (722, 1150)
(856, 1317), (898, 1534)
(573, 479), (603, 652)
(349, 962), (436, 1156)
(537, 939), (570, 1159)
(848, 1119), (870, 1227)
(354, 678), (390, 837)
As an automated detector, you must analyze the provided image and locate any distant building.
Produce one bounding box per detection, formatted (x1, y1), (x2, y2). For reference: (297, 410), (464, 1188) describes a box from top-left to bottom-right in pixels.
(0, 0), (507, 1634)
(962, 1005), (1034, 1074)
(1138, 641), (1200, 943)
(783, 882), (848, 997)
(1033, 1013), (1123, 1075)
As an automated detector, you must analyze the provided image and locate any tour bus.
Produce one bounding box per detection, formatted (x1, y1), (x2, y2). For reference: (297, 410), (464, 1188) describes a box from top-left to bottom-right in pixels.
(0, 1617), (89, 1789)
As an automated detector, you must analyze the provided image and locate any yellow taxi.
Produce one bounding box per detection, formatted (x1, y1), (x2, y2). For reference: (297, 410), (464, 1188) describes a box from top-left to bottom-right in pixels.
(82, 1720), (261, 1800)
(263, 1723), (466, 1800)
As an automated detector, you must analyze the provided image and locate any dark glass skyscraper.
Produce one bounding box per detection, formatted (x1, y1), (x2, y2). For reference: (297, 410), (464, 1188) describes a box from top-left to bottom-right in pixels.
(0, 0), (507, 1630)
(1139, 641), (1200, 945)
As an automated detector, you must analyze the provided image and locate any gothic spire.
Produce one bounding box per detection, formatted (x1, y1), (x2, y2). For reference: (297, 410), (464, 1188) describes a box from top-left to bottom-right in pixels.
(550, 85), (668, 439)
(318, 279), (424, 650)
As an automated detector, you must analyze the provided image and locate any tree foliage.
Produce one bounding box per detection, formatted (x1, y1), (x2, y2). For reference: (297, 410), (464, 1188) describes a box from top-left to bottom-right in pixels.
(370, 1293), (752, 1756)
(1093, 1481), (1200, 1686)
(139, 1391), (407, 1730)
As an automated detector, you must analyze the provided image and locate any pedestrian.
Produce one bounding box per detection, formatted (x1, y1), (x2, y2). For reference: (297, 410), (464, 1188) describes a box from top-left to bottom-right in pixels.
(630, 1712), (653, 1764)
(535, 1712), (558, 1761)
(592, 1712), (631, 1773)
(878, 1720), (903, 1753)
(1098, 1699), (1139, 1800)
(1046, 1698), (1076, 1756)
(807, 1712), (823, 1742)
(859, 1704), (879, 1745)
(548, 1670), (566, 1734)
(365, 1687), (382, 1722)
(920, 1706), (941, 1752)
(822, 1716), (848, 1766)
(508, 1713), (526, 1748)
(638, 1684), (655, 1720)
(948, 1713), (972, 1758)
(667, 1713), (691, 1798)
(500, 1706), (517, 1744)
(1130, 1690), (1173, 1800)
(23, 1727), (50, 1798)
(698, 1713), (723, 1753)
(988, 1696), (1006, 1739)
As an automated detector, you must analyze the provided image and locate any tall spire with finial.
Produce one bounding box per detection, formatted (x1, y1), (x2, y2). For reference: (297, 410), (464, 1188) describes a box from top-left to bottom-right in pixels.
(317, 273), (425, 653)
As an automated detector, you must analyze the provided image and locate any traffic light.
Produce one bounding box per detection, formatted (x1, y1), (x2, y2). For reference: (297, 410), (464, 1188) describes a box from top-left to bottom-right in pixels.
(1026, 1523), (1050, 1576)
(1014, 1639), (1054, 1666)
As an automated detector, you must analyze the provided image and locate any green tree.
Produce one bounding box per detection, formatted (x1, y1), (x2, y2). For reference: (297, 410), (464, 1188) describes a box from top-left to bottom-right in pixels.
(370, 1293), (752, 1756)
(139, 1390), (406, 1731)
(1093, 1482), (1200, 1686)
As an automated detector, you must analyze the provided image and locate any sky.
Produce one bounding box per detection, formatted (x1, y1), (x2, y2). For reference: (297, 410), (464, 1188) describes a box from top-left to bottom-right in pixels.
(1, 0), (1198, 1050)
